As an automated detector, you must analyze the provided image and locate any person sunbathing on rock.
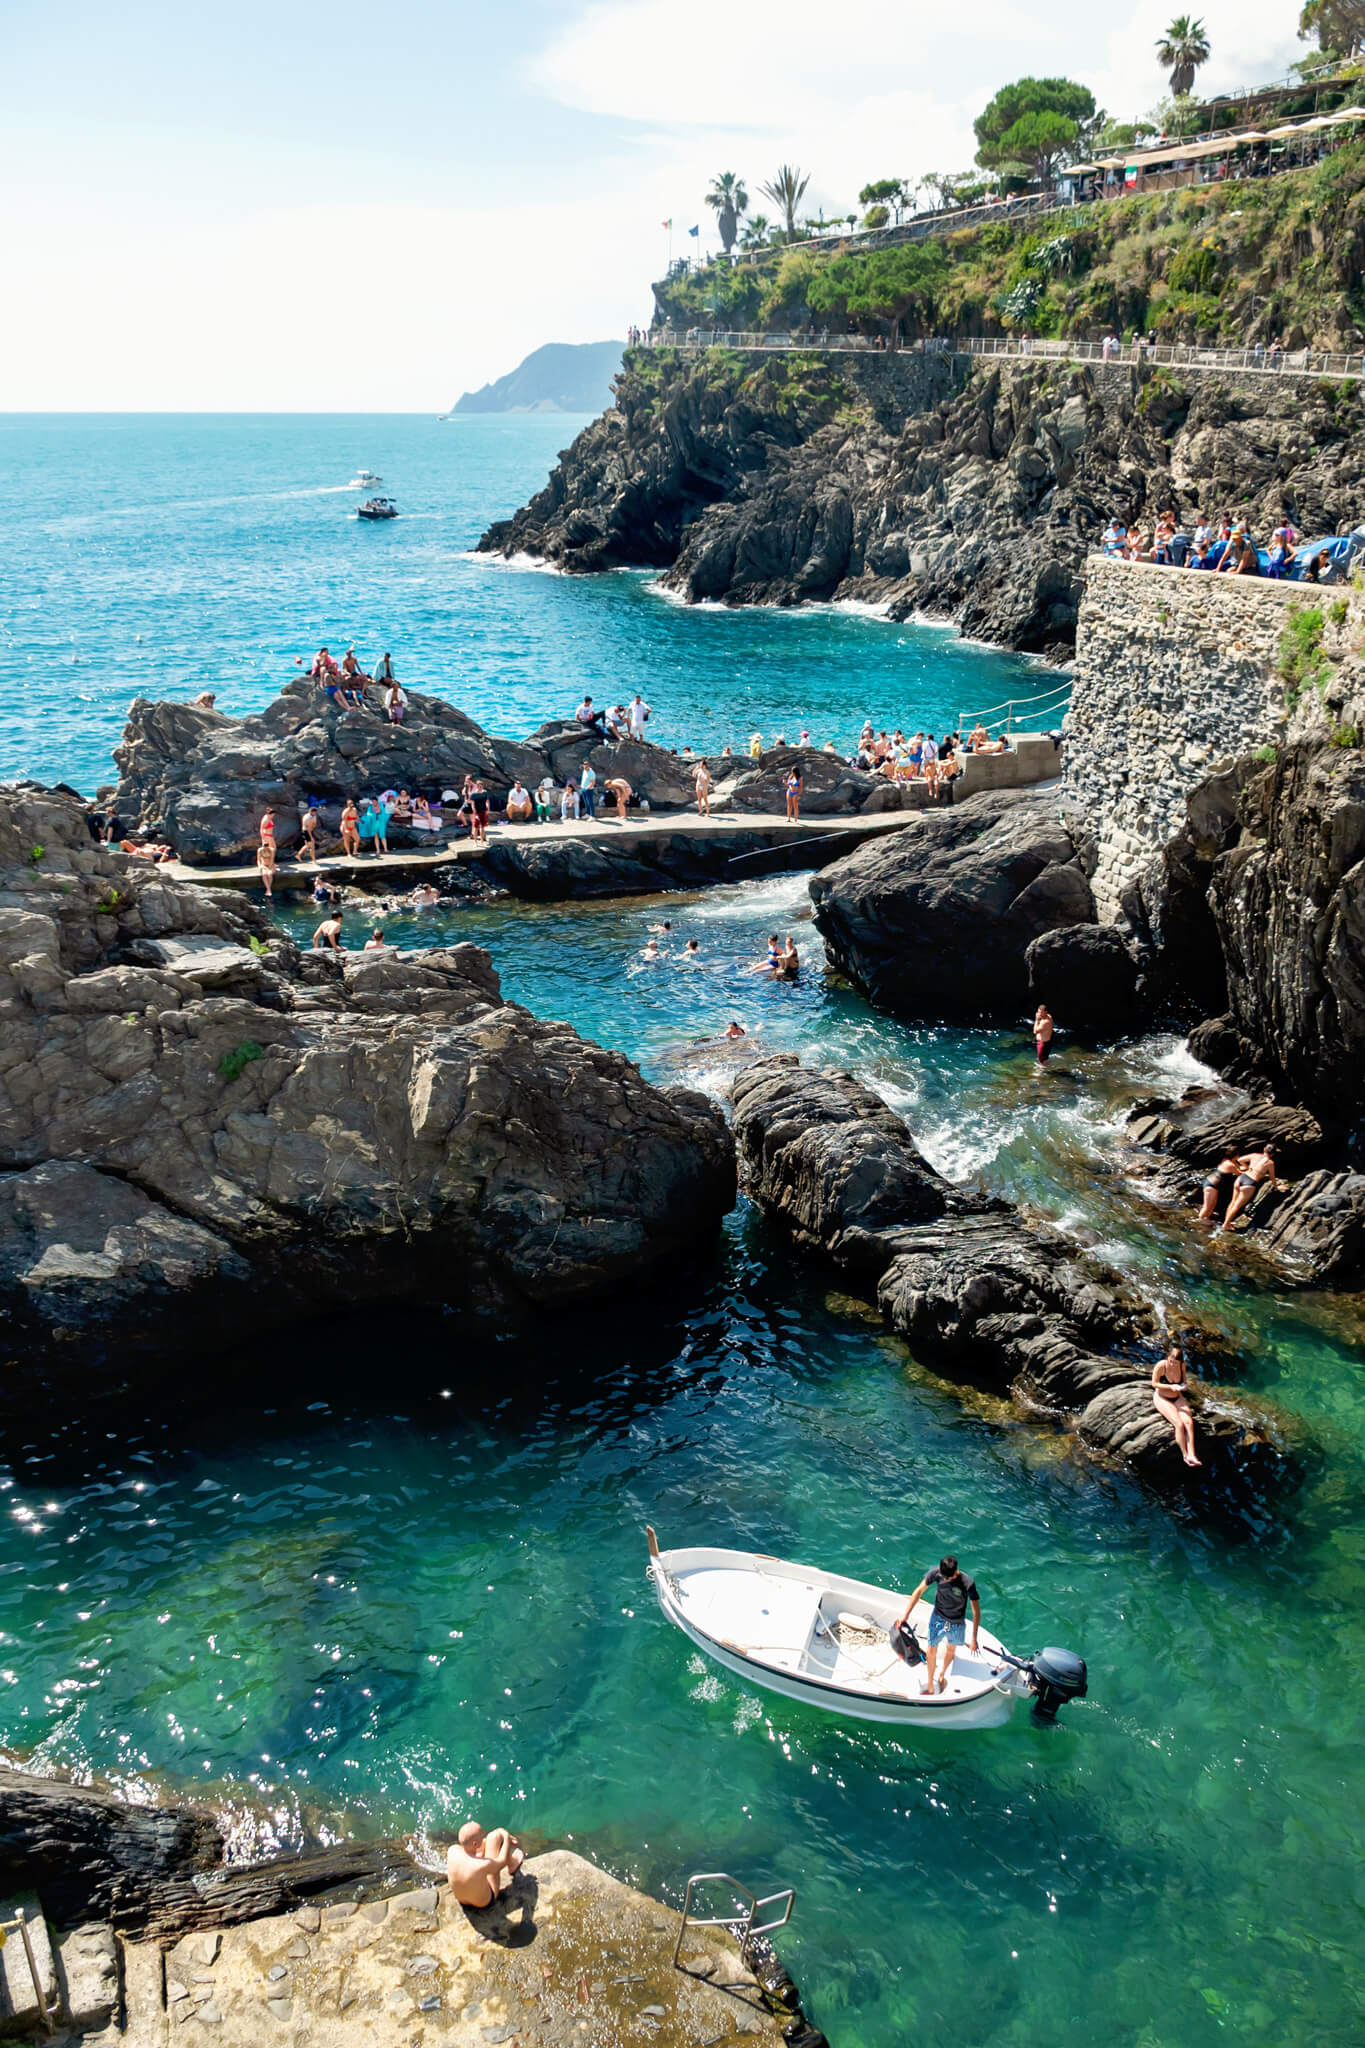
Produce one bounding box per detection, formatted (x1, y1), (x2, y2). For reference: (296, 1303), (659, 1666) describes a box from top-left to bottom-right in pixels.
(1220, 1145), (1279, 1231)
(446, 1821), (524, 1909)
(1152, 1344), (1201, 1467)
(1198, 1156), (1241, 1223)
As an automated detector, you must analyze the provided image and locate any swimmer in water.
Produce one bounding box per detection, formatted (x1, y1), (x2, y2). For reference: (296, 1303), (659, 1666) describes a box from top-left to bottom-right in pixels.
(724, 1021), (747, 1039)
(640, 938), (664, 964)
(680, 938), (703, 964)
(649, 919), (673, 936)
(778, 933), (800, 980)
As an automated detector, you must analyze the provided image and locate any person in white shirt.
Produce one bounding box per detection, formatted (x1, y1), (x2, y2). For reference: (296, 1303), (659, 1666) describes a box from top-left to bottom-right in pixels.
(628, 693), (650, 740)
(575, 696), (605, 736)
(506, 780), (533, 823)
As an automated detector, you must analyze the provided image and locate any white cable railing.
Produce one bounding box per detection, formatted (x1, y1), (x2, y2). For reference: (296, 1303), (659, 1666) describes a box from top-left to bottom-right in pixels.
(958, 678), (1073, 740)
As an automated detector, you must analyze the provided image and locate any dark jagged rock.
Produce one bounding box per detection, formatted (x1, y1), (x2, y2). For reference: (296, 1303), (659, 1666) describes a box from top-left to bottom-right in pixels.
(810, 788), (1097, 1019)
(0, 789), (736, 1396)
(0, 1767), (423, 1942)
(1125, 1095), (1326, 1177)
(480, 348), (1365, 653)
(113, 689), (875, 865)
(1025, 923), (1138, 1032)
(1252, 1169), (1365, 1281)
(730, 1056), (1292, 1493)
(1129, 745), (1365, 1135)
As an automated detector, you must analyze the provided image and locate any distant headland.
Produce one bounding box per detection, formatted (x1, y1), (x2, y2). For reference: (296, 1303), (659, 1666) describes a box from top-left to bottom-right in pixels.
(452, 338), (624, 415)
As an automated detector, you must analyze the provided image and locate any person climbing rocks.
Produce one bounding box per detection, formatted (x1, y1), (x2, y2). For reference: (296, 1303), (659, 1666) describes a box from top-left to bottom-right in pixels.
(1220, 1145), (1279, 1231)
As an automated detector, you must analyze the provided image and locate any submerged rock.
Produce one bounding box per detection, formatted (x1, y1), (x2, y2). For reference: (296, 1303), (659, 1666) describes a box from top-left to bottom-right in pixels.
(730, 1057), (1292, 1494)
(0, 789), (736, 1394)
(810, 788), (1097, 1020)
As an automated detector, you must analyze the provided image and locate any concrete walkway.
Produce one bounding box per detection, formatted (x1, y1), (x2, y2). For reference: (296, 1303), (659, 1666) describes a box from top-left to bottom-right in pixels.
(75, 1855), (790, 2048)
(163, 807), (920, 894)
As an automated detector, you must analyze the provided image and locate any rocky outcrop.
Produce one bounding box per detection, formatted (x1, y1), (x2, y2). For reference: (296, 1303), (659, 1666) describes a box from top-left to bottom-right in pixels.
(1126, 741), (1365, 1136)
(730, 1057), (1291, 1493)
(0, 789), (736, 1394)
(112, 689), (883, 864)
(810, 787), (1097, 1020)
(1025, 923), (1139, 1031)
(479, 348), (1365, 654)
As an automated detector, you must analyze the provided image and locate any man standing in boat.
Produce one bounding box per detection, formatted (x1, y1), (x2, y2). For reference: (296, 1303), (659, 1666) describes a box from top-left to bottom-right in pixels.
(898, 1555), (980, 1696)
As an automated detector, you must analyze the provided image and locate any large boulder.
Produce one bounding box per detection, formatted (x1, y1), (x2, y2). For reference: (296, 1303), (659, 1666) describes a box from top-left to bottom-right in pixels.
(0, 789), (736, 1397)
(730, 1056), (1290, 1496)
(810, 788), (1097, 1019)
(718, 746), (884, 817)
(1025, 923), (1139, 1032)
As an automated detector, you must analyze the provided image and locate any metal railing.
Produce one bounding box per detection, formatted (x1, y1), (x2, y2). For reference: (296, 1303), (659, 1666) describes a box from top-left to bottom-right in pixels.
(953, 335), (1365, 379)
(673, 1872), (795, 1971)
(959, 677), (1073, 740)
(644, 328), (1365, 381)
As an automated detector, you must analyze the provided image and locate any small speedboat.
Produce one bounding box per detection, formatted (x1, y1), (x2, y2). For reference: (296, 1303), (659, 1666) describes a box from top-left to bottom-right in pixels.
(356, 497), (399, 521)
(646, 1529), (1087, 1730)
(348, 469), (384, 488)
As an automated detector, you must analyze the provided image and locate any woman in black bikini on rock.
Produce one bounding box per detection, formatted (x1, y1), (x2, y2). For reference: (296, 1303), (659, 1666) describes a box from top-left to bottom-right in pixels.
(1152, 1343), (1201, 1467)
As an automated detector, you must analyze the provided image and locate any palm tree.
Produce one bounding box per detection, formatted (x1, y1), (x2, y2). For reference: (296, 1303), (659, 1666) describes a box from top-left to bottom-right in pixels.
(739, 214), (773, 251)
(1157, 16), (1211, 97)
(705, 172), (749, 255)
(759, 164), (811, 239)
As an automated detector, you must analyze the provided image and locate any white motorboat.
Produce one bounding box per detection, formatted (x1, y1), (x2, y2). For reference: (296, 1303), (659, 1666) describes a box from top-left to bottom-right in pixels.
(646, 1529), (1087, 1731)
(348, 469), (384, 489)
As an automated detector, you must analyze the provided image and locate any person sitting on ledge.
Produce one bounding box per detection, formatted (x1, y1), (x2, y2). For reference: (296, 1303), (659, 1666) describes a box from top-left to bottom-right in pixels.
(1232, 539), (1262, 578)
(1220, 1145), (1280, 1231)
(506, 779), (533, 823)
(968, 723), (989, 751)
(446, 1821), (524, 1909)
(534, 776), (557, 824)
(1152, 1343), (1201, 1467)
(575, 694), (606, 737)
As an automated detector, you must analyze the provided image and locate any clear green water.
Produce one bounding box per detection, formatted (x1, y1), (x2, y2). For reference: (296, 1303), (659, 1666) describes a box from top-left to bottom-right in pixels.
(5, 873), (1365, 2047)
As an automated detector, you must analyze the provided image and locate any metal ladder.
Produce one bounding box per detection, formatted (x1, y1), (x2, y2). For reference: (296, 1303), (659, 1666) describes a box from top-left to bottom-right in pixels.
(673, 1871), (795, 1970)
(0, 1903), (63, 2036)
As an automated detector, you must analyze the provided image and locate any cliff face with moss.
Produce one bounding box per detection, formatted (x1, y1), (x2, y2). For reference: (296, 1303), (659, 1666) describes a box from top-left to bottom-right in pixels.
(480, 346), (1365, 654)
(652, 143), (1365, 350)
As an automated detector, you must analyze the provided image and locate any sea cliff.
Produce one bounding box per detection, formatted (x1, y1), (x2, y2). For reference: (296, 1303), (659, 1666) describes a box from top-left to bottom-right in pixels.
(480, 346), (1365, 654)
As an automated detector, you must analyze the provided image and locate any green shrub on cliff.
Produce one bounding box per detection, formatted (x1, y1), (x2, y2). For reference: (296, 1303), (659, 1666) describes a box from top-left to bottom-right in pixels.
(1278, 605), (1335, 710)
(653, 140), (1365, 348)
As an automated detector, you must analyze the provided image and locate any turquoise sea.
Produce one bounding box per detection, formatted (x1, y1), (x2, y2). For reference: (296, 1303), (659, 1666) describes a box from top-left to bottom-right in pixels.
(3, 417), (1364, 2048)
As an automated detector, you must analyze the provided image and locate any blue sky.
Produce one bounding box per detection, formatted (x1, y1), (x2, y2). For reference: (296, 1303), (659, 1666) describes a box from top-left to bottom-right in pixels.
(3, 0), (1304, 407)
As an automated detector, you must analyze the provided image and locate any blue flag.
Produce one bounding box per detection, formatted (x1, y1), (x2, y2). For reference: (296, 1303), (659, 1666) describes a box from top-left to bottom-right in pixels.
(688, 224), (699, 237)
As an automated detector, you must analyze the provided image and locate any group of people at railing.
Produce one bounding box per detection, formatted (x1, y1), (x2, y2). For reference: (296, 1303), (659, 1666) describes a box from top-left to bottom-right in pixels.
(1102, 511), (1348, 582)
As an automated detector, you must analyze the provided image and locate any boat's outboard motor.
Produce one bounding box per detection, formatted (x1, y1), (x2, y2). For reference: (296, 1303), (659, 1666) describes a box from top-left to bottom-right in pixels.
(1029, 1646), (1088, 1719)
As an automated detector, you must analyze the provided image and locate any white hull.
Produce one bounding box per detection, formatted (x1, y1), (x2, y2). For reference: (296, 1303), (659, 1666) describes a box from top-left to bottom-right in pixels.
(649, 1538), (1030, 1732)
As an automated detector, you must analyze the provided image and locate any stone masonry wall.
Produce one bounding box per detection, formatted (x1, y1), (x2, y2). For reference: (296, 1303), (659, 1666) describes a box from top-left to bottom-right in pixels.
(1064, 555), (1297, 919)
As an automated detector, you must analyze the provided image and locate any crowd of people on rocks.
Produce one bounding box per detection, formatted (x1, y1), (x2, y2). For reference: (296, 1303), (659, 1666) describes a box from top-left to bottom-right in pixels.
(307, 646), (409, 719)
(1102, 510), (1341, 582)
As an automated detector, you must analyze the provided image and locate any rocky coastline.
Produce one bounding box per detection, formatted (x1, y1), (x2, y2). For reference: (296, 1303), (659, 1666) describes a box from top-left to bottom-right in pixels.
(478, 347), (1365, 657)
(729, 1057), (1293, 1495)
(0, 1765), (810, 2047)
(112, 682), (898, 870)
(0, 787), (736, 1399)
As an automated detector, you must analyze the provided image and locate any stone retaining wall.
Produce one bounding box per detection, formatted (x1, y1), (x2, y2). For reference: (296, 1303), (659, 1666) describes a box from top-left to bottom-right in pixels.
(1064, 555), (1298, 918)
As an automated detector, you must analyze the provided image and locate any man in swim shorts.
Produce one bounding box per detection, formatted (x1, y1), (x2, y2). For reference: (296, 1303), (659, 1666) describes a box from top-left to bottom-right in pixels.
(897, 1555), (980, 1697)
(446, 1820), (524, 1909)
(1220, 1144), (1279, 1230)
(1033, 1003), (1054, 1063)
